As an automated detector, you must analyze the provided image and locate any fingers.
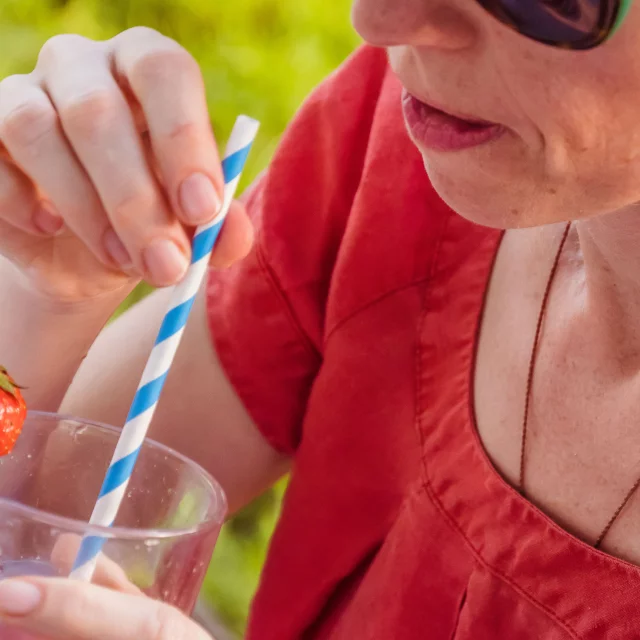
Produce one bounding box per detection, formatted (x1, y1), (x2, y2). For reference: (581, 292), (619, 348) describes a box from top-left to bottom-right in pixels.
(210, 200), (254, 269)
(0, 155), (61, 236)
(113, 28), (224, 226)
(0, 578), (212, 640)
(0, 75), (129, 272)
(37, 36), (191, 286)
(0, 29), (252, 293)
(50, 534), (141, 595)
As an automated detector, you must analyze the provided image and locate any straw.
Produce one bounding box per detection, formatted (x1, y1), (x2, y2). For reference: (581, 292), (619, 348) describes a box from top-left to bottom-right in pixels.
(70, 115), (260, 582)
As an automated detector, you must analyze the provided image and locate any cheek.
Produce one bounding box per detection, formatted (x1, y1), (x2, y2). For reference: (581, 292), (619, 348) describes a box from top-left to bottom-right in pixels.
(531, 73), (640, 209)
(458, 50), (640, 224)
(482, 36), (640, 176)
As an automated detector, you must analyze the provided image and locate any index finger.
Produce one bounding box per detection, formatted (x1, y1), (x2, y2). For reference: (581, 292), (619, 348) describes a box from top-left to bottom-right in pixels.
(111, 28), (224, 227)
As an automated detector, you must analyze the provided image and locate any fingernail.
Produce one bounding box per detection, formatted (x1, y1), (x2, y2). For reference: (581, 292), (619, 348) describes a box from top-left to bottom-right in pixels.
(103, 228), (133, 269)
(143, 238), (189, 285)
(0, 581), (42, 616)
(33, 203), (64, 235)
(179, 173), (221, 224)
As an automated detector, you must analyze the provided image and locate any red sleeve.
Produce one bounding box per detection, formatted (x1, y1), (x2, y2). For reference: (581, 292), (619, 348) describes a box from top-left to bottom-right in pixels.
(206, 45), (389, 455)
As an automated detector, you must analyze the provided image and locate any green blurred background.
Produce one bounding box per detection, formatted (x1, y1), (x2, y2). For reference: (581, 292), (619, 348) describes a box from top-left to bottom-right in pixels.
(0, 0), (359, 635)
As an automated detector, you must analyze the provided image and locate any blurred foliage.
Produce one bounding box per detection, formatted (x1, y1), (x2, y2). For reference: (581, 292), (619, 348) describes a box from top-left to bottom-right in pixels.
(0, 0), (359, 634)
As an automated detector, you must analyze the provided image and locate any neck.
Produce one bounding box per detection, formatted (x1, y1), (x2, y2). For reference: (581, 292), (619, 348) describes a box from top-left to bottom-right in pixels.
(574, 207), (640, 371)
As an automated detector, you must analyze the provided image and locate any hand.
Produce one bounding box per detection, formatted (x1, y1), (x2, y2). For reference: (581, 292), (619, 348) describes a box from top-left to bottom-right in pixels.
(0, 577), (214, 640)
(0, 27), (253, 305)
(47, 533), (143, 596)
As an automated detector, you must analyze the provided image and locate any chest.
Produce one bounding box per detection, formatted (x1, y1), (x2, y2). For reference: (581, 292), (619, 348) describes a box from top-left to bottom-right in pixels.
(475, 227), (640, 563)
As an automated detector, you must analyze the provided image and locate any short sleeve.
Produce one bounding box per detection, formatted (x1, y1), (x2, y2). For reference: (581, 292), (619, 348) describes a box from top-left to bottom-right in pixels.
(206, 46), (390, 455)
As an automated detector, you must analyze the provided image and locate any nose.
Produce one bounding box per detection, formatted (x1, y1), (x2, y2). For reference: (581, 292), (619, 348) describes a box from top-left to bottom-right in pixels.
(351, 0), (479, 50)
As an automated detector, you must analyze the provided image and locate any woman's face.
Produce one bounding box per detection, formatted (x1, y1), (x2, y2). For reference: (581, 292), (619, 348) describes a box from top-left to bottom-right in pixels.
(352, 0), (640, 229)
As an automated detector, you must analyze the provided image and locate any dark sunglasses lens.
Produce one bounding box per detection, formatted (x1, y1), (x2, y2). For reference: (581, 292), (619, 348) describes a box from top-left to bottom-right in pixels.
(478, 0), (613, 49)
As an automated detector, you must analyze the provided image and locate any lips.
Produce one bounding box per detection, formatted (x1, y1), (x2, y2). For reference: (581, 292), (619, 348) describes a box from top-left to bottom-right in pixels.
(401, 91), (505, 152)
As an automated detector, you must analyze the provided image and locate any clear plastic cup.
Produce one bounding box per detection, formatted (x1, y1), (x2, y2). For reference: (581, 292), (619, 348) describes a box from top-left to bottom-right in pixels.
(0, 412), (227, 639)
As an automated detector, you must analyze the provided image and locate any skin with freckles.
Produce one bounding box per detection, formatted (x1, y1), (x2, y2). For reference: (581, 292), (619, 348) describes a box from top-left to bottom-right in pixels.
(353, 0), (640, 229)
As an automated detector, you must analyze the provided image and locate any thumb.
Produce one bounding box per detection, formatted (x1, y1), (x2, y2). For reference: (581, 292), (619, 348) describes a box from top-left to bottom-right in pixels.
(209, 199), (254, 269)
(0, 578), (212, 640)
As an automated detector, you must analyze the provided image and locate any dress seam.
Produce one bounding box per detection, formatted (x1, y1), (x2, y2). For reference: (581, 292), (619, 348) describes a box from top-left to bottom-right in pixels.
(420, 478), (581, 639)
(414, 212), (452, 479)
(255, 238), (322, 364)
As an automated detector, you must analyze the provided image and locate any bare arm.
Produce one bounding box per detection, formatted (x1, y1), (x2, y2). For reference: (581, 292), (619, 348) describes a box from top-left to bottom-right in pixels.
(61, 284), (289, 513)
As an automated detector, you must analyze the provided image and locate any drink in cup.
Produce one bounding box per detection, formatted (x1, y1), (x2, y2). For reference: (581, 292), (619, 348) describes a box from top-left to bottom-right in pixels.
(0, 412), (227, 640)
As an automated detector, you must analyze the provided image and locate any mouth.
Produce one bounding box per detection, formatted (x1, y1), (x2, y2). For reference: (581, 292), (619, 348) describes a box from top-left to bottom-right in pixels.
(401, 90), (506, 152)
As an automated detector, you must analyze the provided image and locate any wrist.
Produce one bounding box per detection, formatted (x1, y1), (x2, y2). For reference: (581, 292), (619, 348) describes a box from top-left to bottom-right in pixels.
(7, 263), (136, 323)
(0, 264), (138, 412)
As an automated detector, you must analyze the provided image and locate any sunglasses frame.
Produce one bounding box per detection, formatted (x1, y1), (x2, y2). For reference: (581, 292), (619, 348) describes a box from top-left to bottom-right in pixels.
(611, 0), (633, 38)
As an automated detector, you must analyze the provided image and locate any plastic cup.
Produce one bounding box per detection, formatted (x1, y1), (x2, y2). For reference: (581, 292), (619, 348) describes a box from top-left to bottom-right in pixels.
(0, 412), (227, 639)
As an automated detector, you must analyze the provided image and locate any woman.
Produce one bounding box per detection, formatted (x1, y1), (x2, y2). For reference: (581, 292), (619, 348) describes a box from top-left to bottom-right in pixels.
(0, 1), (637, 638)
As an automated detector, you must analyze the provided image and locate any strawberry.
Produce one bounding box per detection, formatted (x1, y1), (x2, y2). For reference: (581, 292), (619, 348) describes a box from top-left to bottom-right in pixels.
(0, 366), (26, 456)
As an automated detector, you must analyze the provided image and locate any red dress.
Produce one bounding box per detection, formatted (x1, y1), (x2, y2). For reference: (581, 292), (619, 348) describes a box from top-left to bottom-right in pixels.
(207, 45), (640, 639)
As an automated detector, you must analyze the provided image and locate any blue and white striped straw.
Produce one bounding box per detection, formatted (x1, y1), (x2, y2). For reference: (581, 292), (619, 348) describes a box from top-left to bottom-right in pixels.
(71, 115), (260, 582)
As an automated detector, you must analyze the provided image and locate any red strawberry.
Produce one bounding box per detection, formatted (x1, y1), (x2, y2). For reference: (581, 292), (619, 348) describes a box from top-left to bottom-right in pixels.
(0, 366), (26, 456)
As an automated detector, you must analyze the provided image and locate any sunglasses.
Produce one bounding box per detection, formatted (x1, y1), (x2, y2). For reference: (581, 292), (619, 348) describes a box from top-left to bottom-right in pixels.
(477, 0), (632, 49)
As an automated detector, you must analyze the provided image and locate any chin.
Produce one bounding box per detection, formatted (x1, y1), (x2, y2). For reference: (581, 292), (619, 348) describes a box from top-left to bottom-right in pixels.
(417, 149), (569, 230)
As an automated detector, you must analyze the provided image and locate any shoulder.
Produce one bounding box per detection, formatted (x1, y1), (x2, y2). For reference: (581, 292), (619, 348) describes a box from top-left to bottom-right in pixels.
(250, 45), (457, 345)
(207, 46), (485, 454)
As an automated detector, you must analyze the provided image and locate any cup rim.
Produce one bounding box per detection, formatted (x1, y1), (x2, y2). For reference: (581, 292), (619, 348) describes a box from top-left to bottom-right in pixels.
(0, 411), (228, 541)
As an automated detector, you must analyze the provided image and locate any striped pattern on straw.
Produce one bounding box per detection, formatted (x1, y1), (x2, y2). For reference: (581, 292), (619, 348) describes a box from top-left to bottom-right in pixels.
(70, 115), (260, 582)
